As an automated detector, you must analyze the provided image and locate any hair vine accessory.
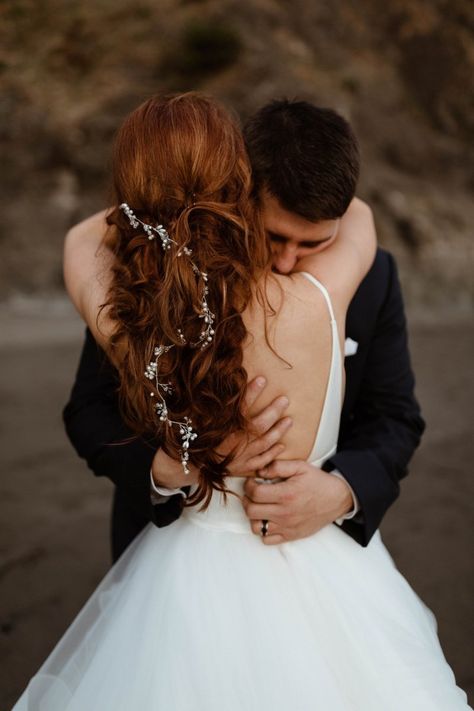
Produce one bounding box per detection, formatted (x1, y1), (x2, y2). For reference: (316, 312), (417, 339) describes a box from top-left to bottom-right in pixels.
(145, 345), (197, 475)
(120, 202), (174, 249)
(190, 265), (215, 347)
(120, 202), (215, 474)
(119, 202), (215, 347)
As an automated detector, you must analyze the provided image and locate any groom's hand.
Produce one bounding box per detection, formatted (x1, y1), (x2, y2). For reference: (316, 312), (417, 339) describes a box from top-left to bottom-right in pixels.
(220, 380), (292, 477)
(151, 377), (292, 490)
(243, 460), (353, 545)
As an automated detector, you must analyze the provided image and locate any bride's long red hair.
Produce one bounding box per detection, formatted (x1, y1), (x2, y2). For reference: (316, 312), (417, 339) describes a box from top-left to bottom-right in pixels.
(103, 93), (271, 506)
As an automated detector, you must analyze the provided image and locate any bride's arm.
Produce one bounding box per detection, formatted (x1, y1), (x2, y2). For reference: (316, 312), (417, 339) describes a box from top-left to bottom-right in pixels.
(63, 209), (117, 355)
(293, 197), (377, 304)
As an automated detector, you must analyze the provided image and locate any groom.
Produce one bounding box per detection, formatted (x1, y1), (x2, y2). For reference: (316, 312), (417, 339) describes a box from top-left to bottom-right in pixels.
(63, 99), (424, 560)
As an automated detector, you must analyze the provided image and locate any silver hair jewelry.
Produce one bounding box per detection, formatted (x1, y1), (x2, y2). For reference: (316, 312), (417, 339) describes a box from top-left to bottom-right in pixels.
(120, 203), (174, 249)
(120, 202), (215, 348)
(145, 345), (197, 475)
(120, 202), (215, 474)
(190, 265), (215, 347)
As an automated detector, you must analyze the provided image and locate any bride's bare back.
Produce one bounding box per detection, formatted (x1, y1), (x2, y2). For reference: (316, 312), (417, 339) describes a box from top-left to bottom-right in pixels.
(242, 273), (336, 462)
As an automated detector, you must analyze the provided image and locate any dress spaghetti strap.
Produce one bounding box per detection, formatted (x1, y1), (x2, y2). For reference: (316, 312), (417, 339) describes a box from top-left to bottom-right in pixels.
(298, 271), (342, 464)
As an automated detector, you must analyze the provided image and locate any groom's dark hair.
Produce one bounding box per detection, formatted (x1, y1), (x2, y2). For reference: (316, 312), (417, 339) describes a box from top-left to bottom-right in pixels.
(243, 99), (360, 222)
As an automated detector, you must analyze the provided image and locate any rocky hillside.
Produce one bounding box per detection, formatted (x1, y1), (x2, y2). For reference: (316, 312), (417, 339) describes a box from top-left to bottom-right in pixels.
(1, 0), (473, 314)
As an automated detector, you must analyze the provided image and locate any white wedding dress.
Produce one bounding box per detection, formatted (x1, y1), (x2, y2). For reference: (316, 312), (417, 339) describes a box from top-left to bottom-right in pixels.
(13, 274), (470, 710)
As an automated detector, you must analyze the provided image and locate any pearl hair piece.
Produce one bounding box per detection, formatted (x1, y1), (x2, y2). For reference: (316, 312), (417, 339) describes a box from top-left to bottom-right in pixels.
(120, 202), (173, 249)
(120, 202), (216, 474)
(145, 346), (197, 475)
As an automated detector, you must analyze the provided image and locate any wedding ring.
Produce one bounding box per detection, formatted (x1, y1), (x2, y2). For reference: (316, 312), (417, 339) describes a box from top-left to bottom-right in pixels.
(261, 519), (269, 537)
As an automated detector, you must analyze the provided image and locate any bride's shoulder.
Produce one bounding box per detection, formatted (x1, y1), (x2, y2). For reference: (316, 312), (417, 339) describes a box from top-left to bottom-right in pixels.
(264, 272), (327, 309)
(250, 272), (328, 335)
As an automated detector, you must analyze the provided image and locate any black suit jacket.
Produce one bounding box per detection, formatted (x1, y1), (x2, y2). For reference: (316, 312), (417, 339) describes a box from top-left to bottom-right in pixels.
(63, 248), (424, 560)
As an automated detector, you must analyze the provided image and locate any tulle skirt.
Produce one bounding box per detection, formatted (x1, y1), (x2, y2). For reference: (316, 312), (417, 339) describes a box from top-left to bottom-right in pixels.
(12, 510), (470, 710)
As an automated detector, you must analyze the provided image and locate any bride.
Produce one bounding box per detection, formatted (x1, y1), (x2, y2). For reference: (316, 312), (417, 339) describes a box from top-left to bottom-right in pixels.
(13, 93), (469, 709)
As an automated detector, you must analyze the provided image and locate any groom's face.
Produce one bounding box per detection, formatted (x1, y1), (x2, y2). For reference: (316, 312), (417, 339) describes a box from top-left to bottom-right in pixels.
(261, 193), (339, 274)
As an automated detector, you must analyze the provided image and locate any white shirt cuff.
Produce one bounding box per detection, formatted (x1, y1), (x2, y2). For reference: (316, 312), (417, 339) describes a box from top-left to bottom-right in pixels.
(328, 469), (360, 525)
(150, 468), (187, 504)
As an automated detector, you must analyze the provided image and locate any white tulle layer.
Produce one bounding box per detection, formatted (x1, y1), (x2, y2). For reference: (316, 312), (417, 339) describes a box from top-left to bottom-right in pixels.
(13, 514), (470, 710)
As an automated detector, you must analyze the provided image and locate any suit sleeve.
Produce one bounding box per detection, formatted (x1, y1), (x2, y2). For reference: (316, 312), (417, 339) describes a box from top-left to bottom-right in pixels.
(324, 254), (425, 546)
(63, 329), (184, 527)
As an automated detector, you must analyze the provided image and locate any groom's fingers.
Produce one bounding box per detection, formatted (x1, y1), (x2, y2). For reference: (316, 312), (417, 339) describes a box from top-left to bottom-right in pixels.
(242, 498), (281, 521)
(261, 534), (285, 546)
(243, 442), (286, 472)
(248, 519), (285, 545)
(258, 459), (308, 479)
(245, 415), (292, 459)
(250, 395), (290, 436)
(242, 376), (267, 413)
(225, 387), (292, 477)
(244, 479), (286, 504)
(225, 418), (290, 476)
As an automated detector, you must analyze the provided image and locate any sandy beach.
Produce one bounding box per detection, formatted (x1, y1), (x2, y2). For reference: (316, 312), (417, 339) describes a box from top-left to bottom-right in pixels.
(1, 299), (472, 707)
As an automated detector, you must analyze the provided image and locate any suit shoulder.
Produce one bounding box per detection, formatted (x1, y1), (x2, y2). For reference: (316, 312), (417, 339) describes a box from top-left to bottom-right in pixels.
(362, 248), (399, 292)
(370, 247), (396, 278)
(350, 248), (398, 313)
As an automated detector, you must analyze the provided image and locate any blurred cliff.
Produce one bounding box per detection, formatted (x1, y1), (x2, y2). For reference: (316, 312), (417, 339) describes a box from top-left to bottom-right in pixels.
(1, 0), (473, 315)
